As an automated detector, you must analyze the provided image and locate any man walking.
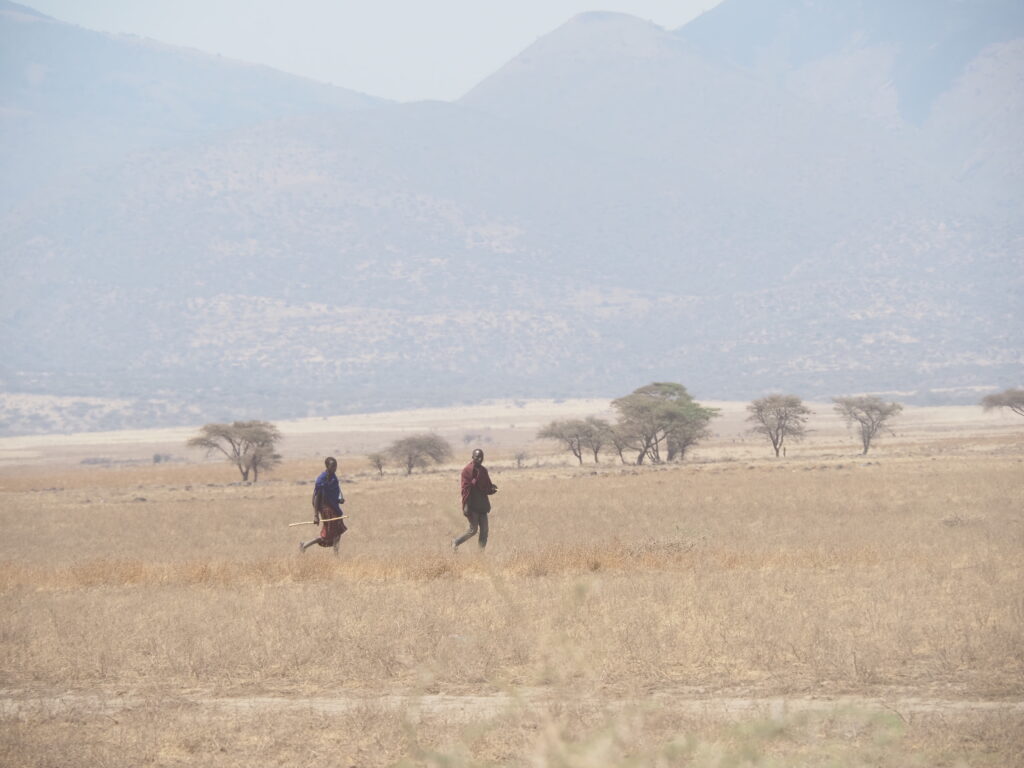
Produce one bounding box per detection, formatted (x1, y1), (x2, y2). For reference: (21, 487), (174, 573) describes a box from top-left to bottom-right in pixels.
(300, 456), (347, 555)
(453, 448), (498, 551)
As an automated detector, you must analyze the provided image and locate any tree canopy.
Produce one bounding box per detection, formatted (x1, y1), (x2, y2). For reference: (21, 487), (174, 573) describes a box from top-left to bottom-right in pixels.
(537, 416), (612, 464)
(387, 433), (453, 475)
(981, 388), (1024, 417)
(366, 452), (386, 476)
(612, 382), (718, 464)
(538, 384), (716, 466)
(579, 416), (613, 463)
(747, 394), (812, 457)
(186, 420), (282, 481)
(832, 396), (902, 455)
(537, 419), (587, 465)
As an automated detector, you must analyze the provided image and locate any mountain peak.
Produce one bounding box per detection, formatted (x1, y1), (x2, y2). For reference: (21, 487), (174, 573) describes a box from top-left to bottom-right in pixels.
(566, 10), (661, 27)
(461, 10), (681, 104)
(547, 11), (672, 54)
(503, 10), (675, 67)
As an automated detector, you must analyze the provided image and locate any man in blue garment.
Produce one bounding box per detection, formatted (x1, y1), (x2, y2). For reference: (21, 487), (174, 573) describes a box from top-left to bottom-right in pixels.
(300, 456), (347, 555)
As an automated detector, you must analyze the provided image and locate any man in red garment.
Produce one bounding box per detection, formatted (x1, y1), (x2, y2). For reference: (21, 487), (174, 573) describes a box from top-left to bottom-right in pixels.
(453, 448), (498, 551)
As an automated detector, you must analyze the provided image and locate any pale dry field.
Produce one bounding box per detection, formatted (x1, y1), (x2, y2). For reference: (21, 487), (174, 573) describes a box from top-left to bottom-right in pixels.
(0, 404), (1022, 766)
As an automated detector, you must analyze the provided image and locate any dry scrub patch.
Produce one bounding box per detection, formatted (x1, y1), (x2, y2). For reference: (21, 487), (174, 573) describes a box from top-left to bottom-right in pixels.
(1, 438), (1022, 764)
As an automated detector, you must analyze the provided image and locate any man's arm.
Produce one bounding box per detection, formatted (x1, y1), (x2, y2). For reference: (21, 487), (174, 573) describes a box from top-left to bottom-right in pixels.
(312, 483), (323, 523)
(476, 467), (497, 494)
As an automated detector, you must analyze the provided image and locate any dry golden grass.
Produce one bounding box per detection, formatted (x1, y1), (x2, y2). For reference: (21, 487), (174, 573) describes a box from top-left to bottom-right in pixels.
(1, 416), (1022, 766)
(3, 696), (1021, 767)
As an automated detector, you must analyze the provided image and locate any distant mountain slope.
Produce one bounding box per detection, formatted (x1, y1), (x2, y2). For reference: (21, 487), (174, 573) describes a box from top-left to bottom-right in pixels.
(676, 0), (1024, 122)
(461, 12), (962, 222)
(0, 3), (1020, 435)
(0, 0), (385, 210)
(674, 0), (1024, 210)
(922, 37), (1024, 209)
(2, 97), (1018, 431)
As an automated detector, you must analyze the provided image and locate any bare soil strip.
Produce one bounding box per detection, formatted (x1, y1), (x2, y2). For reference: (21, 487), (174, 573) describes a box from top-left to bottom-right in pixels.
(3, 690), (1021, 723)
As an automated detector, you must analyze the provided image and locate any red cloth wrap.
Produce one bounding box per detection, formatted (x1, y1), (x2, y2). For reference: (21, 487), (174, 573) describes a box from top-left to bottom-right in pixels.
(317, 512), (347, 546)
(461, 462), (494, 507)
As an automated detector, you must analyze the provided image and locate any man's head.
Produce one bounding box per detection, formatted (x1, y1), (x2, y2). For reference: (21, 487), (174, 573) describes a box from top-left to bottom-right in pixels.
(325, 456), (338, 474)
(471, 448), (484, 465)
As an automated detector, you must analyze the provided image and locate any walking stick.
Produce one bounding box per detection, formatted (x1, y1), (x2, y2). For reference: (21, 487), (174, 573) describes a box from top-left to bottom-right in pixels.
(288, 515), (347, 527)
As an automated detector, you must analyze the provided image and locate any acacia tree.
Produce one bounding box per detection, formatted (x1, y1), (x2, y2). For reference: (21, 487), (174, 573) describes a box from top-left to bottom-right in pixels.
(387, 433), (452, 475)
(607, 423), (636, 465)
(537, 419), (587, 465)
(612, 382), (718, 464)
(747, 394), (812, 457)
(981, 388), (1024, 417)
(579, 416), (613, 463)
(665, 413), (715, 462)
(187, 420), (282, 481)
(832, 396), (902, 455)
(367, 452), (386, 476)
(247, 442), (282, 482)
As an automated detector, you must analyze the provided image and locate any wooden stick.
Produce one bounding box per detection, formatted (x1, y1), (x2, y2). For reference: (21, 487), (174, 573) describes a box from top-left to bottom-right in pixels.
(288, 515), (347, 527)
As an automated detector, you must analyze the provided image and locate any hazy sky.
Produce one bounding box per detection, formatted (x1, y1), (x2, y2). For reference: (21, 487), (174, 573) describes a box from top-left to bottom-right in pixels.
(21, 0), (724, 101)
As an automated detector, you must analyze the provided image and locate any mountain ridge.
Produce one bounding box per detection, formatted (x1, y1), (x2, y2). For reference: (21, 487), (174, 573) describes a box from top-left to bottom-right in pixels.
(0, 1), (387, 210)
(0, 1), (1020, 435)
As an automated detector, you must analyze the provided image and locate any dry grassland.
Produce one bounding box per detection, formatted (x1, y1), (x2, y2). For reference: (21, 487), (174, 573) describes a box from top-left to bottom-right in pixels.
(1, 410), (1022, 766)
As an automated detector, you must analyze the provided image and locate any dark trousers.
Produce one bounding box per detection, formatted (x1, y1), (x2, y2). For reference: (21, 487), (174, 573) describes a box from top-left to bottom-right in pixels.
(454, 505), (489, 548)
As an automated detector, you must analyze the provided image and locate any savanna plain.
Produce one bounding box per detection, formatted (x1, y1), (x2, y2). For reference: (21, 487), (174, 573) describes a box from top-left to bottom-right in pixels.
(1, 402), (1022, 767)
